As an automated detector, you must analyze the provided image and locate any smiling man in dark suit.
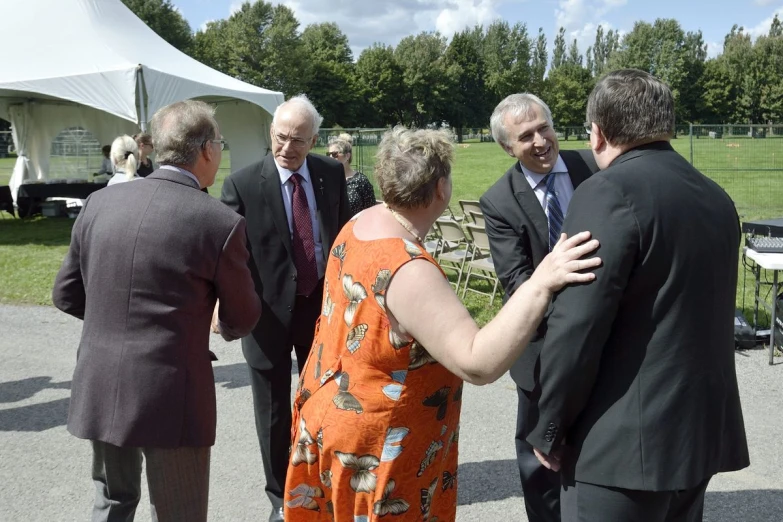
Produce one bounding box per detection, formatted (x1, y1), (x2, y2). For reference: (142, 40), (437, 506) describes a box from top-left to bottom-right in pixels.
(528, 69), (750, 521)
(480, 93), (598, 522)
(219, 94), (351, 521)
(53, 100), (262, 522)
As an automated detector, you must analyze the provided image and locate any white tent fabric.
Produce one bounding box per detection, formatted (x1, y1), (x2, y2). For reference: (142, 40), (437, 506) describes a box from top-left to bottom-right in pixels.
(1, 0), (284, 201)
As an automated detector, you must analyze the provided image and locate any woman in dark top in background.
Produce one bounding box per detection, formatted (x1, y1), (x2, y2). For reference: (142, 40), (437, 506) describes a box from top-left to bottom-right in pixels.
(328, 133), (376, 216)
(133, 133), (156, 177)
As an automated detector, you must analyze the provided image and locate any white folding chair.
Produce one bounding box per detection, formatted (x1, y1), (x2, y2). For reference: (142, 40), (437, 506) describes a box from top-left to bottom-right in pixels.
(468, 210), (485, 227)
(461, 224), (501, 305)
(459, 200), (482, 222)
(433, 218), (473, 291)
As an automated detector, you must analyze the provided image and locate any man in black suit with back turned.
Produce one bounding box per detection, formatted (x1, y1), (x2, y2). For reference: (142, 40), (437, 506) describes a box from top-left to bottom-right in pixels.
(480, 93), (598, 522)
(527, 69), (750, 521)
(218, 94), (351, 521)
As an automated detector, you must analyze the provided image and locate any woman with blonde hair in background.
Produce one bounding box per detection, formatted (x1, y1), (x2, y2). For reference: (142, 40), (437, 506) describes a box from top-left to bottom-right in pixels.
(107, 135), (139, 186)
(327, 132), (376, 216)
(283, 126), (601, 521)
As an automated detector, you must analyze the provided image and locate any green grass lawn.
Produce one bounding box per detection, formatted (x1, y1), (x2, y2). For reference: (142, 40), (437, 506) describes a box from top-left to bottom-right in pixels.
(3, 139), (783, 328)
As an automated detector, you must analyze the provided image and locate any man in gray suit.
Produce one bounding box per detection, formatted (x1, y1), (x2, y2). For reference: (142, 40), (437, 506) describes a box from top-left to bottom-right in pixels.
(53, 100), (262, 522)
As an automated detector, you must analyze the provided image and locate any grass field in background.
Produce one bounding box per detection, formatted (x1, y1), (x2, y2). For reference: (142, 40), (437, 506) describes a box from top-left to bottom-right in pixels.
(2, 138), (783, 328)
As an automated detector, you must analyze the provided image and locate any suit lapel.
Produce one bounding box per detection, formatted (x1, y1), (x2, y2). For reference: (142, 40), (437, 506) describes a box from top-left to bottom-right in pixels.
(561, 150), (591, 189)
(307, 155), (331, 261)
(259, 155), (294, 258)
(510, 163), (549, 246)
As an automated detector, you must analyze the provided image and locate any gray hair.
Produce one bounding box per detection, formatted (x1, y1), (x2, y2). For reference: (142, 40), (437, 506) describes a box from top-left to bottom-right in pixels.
(273, 94), (324, 137)
(490, 93), (553, 148)
(110, 135), (138, 181)
(586, 69), (675, 146)
(149, 100), (218, 168)
(375, 126), (454, 210)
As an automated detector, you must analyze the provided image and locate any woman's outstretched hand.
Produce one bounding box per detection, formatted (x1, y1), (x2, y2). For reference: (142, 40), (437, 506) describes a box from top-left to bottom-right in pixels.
(532, 231), (601, 293)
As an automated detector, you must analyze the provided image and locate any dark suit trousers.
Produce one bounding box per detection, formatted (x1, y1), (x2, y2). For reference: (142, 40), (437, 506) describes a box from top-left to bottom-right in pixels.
(90, 440), (210, 522)
(516, 386), (561, 522)
(248, 284), (321, 509)
(560, 478), (711, 522)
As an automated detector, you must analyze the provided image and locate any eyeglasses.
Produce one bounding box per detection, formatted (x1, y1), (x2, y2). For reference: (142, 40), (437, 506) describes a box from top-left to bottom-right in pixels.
(583, 123), (592, 136)
(327, 151), (340, 158)
(206, 139), (226, 151)
(272, 132), (312, 149)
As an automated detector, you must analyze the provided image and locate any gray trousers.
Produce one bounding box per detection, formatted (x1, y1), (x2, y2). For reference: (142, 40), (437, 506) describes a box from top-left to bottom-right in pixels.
(90, 440), (210, 522)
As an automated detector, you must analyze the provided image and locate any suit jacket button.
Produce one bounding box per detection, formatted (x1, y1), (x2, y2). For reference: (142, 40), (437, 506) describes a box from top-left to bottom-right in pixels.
(292, 273), (297, 281)
(287, 306), (293, 312)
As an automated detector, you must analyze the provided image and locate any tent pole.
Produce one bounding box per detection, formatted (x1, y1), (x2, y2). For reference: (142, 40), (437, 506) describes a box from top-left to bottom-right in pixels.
(136, 65), (148, 132)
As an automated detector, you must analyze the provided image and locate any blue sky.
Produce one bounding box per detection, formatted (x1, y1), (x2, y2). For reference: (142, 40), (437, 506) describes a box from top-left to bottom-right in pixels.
(171, 0), (783, 60)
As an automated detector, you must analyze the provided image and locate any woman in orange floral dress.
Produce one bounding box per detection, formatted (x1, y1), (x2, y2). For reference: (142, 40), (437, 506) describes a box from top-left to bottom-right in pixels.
(284, 127), (600, 521)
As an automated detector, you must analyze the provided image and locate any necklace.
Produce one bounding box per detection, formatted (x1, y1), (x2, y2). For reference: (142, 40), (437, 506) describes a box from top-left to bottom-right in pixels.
(384, 203), (423, 243)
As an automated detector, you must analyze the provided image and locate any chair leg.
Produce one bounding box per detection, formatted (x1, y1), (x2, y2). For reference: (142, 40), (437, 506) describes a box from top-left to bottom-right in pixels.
(461, 266), (472, 299)
(489, 278), (499, 306)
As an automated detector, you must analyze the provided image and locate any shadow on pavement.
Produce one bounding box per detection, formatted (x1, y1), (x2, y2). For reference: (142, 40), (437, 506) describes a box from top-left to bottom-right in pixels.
(212, 359), (301, 390)
(0, 397), (70, 431)
(0, 376), (71, 403)
(705, 489), (783, 521)
(457, 458), (521, 505)
(213, 363), (252, 389)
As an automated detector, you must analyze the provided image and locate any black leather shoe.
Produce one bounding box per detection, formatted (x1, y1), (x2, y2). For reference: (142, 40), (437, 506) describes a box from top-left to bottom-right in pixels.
(268, 507), (284, 521)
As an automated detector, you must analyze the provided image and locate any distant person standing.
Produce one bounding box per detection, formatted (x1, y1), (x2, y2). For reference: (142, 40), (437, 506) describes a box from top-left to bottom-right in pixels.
(53, 99), (262, 522)
(95, 145), (113, 178)
(107, 135), (139, 186)
(327, 133), (376, 216)
(133, 132), (156, 177)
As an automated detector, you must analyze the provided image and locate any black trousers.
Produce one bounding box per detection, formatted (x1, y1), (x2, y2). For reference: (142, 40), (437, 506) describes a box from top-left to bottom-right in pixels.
(248, 287), (321, 510)
(560, 478), (711, 522)
(516, 386), (562, 522)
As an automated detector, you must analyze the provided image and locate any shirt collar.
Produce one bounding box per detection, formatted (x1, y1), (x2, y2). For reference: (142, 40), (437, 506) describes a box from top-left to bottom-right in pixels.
(520, 155), (568, 190)
(275, 157), (311, 186)
(159, 165), (200, 187)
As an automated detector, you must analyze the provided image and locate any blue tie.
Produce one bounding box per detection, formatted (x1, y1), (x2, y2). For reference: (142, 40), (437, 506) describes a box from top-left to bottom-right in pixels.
(544, 173), (564, 252)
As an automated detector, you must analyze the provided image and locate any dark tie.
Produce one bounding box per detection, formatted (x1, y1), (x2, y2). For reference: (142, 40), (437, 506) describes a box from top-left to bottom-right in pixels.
(290, 173), (318, 296)
(544, 172), (564, 252)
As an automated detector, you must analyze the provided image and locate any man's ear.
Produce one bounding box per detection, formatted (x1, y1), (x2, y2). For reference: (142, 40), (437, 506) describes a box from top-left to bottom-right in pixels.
(591, 123), (606, 152)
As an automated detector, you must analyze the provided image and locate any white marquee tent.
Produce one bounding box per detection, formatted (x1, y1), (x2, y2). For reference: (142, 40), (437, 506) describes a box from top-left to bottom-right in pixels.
(1, 0), (285, 201)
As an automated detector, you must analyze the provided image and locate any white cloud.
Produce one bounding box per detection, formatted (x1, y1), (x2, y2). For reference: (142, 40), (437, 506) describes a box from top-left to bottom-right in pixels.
(555, 0), (588, 32)
(229, 1), (243, 16)
(748, 7), (783, 38)
(705, 40), (722, 58)
(199, 19), (215, 32)
(434, 0), (501, 36)
(260, 0), (504, 57)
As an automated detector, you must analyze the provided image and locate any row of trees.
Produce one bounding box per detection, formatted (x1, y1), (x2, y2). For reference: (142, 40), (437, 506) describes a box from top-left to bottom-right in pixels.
(123, 0), (783, 131)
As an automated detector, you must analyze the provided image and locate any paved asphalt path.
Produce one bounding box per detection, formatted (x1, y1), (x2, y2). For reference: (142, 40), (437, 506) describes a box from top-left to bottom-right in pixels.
(0, 304), (781, 521)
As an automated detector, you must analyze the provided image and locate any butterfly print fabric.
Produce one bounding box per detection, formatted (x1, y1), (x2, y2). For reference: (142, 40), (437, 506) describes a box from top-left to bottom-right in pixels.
(284, 219), (462, 521)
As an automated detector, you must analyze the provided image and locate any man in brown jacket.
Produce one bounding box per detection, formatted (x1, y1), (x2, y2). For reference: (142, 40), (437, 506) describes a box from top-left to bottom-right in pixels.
(53, 100), (262, 522)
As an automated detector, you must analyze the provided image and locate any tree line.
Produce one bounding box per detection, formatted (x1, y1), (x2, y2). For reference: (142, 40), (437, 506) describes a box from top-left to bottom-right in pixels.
(124, 0), (783, 132)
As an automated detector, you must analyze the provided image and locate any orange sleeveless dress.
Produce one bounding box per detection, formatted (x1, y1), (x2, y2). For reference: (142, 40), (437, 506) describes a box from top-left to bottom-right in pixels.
(284, 219), (463, 521)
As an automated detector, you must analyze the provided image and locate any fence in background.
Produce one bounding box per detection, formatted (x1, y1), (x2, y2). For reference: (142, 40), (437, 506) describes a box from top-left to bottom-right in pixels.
(685, 124), (783, 220)
(2, 124), (782, 220)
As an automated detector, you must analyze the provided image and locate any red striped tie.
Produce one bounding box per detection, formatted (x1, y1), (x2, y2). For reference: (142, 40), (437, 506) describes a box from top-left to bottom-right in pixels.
(290, 173), (318, 296)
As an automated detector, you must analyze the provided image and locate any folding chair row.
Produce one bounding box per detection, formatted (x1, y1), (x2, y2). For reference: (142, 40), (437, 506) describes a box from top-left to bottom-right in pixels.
(431, 218), (502, 305)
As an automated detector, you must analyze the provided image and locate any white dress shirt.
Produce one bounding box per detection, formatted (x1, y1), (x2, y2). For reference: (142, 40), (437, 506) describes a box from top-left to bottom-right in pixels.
(520, 155), (575, 216)
(274, 158), (325, 279)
